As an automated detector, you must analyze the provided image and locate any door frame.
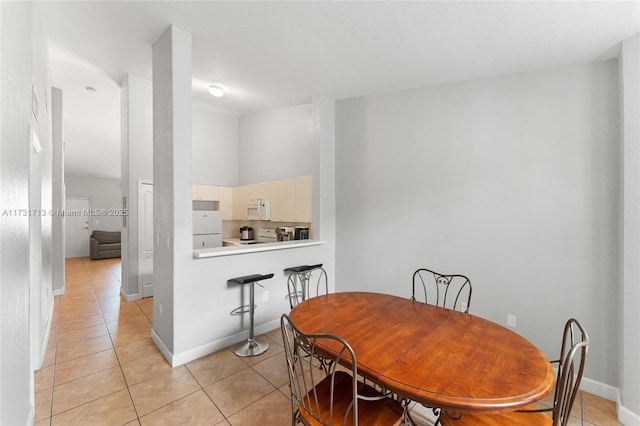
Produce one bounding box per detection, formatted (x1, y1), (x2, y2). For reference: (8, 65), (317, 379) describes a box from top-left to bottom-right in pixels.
(137, 180), (153, 297)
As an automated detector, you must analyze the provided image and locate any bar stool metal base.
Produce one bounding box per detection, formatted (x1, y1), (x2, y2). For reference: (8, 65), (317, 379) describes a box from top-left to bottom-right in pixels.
(232, 337), (270, 357)
(228, 273), (274, 358)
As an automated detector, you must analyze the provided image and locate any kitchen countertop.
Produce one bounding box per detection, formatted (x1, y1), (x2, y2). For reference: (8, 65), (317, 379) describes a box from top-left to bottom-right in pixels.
(194, 239), (325, 258)
(223, 238), (263, 246)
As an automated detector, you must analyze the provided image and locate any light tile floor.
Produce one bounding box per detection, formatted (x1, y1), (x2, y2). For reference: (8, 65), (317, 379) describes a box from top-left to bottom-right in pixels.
(34, 257), (623, 425)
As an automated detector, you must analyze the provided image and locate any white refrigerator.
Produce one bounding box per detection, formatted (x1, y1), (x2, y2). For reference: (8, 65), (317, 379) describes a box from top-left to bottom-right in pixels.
(193, 210), (222, 249)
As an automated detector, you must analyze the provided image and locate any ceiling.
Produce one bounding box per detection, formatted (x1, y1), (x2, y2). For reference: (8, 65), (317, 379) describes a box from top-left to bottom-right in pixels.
(40, 1), (640, 180)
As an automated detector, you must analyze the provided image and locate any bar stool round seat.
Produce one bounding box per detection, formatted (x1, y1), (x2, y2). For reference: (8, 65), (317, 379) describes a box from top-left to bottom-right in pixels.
(228, 273), (274, 357)
(283, 264), (323, 274)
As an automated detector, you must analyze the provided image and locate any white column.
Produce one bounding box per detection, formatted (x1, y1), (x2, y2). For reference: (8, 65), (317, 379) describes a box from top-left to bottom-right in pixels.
(619, 33), (640, 424)
(151, 25), (193, 357)
(313, 94), (336, 290)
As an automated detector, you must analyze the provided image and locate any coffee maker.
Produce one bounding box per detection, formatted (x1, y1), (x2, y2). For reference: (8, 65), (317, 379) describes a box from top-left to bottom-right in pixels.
(277, 226), (294, 241)
(294, 226), (309, 240)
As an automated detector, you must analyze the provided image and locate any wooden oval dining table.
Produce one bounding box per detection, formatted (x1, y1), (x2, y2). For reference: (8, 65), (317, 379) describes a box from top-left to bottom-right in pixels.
(288, 292), (555, 414)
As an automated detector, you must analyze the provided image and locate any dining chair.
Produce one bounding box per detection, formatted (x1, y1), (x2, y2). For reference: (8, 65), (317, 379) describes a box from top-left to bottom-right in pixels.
(404, 269), (473, 424)
(280, 314), (404, 426)
(439, 318), (590, 426)
(284, 264), (328, 309)
(411, 268), (472, 313)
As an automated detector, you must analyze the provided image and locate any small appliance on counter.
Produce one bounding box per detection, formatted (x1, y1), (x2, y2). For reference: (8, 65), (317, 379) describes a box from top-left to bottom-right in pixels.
(231, 228), (277, 245)
(277, 226), (295, 241)
(294, 226), (310, 240)
(257, 228), (277, 243)
(239, 226), (253, 240)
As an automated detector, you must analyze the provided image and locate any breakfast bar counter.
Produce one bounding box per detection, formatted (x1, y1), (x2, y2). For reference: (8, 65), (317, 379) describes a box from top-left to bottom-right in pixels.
(193, 239), (325, 258)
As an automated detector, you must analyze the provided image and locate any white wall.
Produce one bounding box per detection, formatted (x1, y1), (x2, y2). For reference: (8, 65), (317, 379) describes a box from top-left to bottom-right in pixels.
(1, 2), (54, 423)
(335, 61), (619, 390)
(239, 103), (313, 184)
(29, 3), (54, 376)
(192, 100), (239, 187)
(619, 35), (640, 423)
(65, 176), (123, 232)
(0, 3), (32, 423)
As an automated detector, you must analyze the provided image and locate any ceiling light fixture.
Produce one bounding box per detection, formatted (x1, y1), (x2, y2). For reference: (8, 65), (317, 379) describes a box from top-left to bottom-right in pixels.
(208, 85), (224, 97)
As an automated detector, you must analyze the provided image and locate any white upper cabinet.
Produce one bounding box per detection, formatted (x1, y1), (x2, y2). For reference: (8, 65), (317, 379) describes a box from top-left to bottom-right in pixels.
(220, 187), (233, 220)
(270, 178), (296, 222)
(232, 185), (251, 220)
(225, 176), (311, 222)
(249, 182), (271, 200)
(232, 182), (272, 220)
(269, 175), (312, 223)
(192, 184), (233, 219)
(295, 175), (312, 223)
(192, 184), (220, 201)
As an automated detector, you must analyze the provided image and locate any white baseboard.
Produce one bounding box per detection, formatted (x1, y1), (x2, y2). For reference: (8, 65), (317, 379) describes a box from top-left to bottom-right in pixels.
(151, 319), (281, 368)
(580, 376), (640, 425)
(35, 297), (56, 370)
(53, 287), (65, 296)
(150, 328), (174, 366)
(618, 403), (640, 426)
(27, 405), (34, 426)
(120, 287), (141, 302)
(580, 376), (619, 402)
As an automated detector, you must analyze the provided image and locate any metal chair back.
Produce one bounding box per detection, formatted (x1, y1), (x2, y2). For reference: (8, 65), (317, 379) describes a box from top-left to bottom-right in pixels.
(287, 266), (328, 309)
(551, 318), (589, 426)
(411, 268), (472, 313)
(281, 314), (358, 425)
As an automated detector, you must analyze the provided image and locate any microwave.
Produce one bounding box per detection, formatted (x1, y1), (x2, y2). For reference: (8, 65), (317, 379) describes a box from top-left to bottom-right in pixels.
(246, 199), (271, 221)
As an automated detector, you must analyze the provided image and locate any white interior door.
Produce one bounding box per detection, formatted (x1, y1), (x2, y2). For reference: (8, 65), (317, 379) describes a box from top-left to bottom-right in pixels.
(138, 181), (154, 297)
(65, 197), (91, 258)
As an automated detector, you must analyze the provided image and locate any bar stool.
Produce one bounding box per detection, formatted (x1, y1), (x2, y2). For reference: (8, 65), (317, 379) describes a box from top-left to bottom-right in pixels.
(228, 273), (274, 357)
(284, 264), (327, 309)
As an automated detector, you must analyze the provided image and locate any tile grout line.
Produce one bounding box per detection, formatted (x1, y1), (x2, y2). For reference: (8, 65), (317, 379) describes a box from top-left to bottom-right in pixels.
(184, 365), (228, 423)
(47, 261), (111, 422)
(83, 262), (144, 424)
(88, 258), (143, 425)
(46, 259), (91, 425)
(45, 292), (61, 426)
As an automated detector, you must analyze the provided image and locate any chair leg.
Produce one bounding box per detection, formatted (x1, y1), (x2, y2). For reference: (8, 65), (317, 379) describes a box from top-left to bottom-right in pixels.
(292, 407), (301, 426)
(402, 399), (417, 426)
(437, 410), (461, 426)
